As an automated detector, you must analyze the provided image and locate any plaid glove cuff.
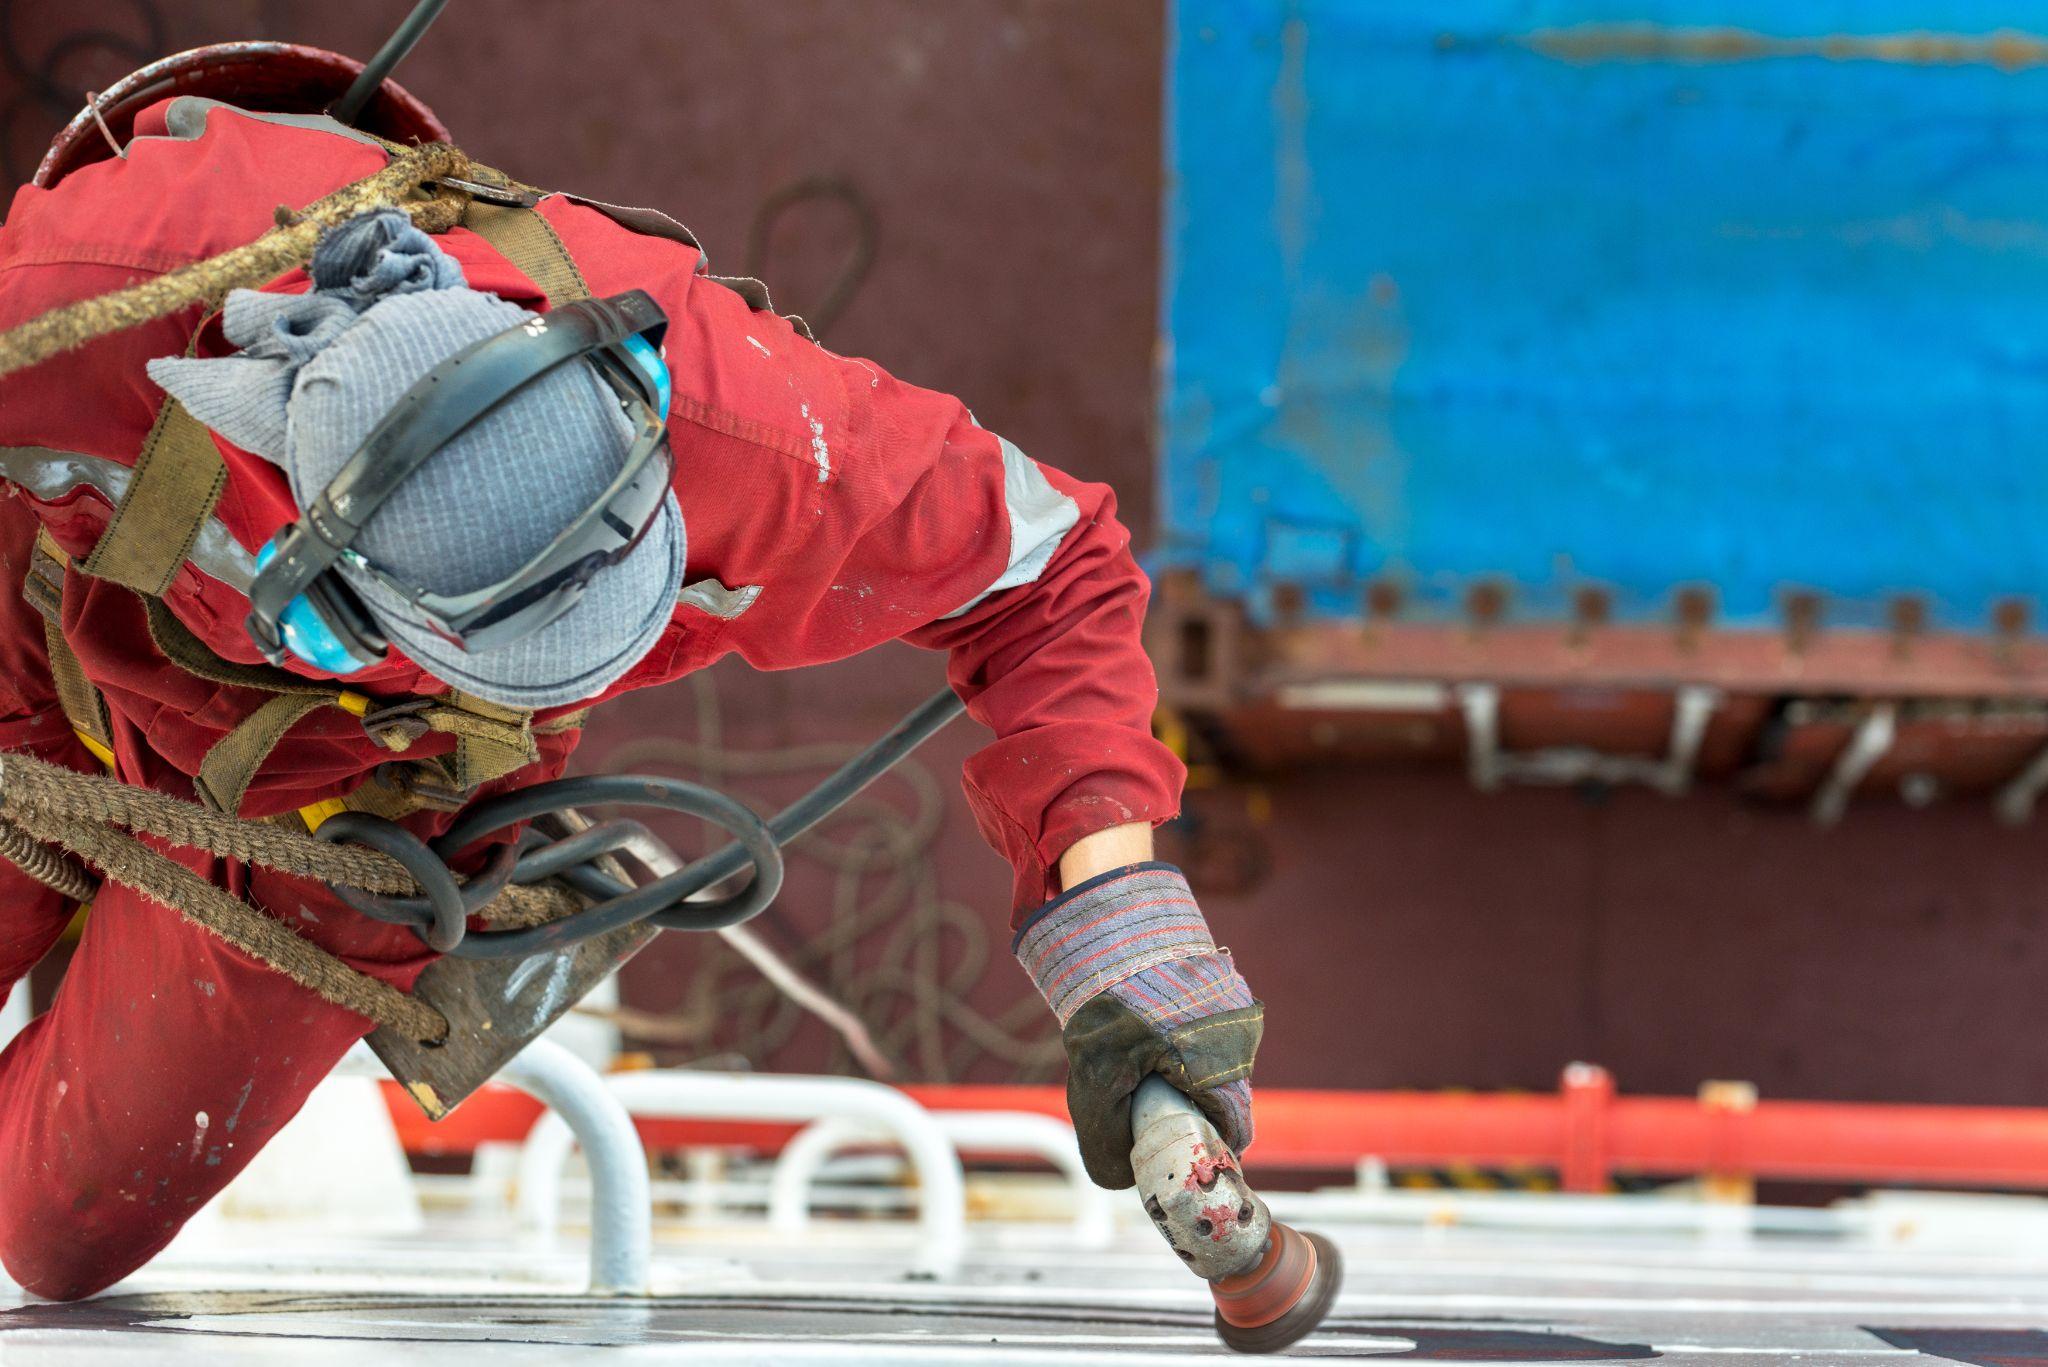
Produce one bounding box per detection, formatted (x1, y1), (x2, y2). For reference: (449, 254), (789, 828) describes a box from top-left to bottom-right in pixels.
(1022, 862), (1263, 1185)
(1014, 862), (1232, 1027)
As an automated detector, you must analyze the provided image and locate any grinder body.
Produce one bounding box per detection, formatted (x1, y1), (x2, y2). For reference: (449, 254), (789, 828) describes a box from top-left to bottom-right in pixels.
(1129, 1076), (1341, 1353)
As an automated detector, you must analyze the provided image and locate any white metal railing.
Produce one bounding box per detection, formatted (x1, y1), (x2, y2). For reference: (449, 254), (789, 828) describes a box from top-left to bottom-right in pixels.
(340, 1039), (651, 1295)
(519, 1070), (967, 1279)
(768, 1109), (1113, 1249)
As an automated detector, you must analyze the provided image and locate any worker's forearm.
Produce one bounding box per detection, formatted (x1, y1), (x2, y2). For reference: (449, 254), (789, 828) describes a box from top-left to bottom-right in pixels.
(1058, 821), (1155, 889)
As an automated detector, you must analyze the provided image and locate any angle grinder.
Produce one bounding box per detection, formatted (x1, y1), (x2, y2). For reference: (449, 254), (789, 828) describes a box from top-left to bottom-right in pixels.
(1128, 1075), (1343, 1354)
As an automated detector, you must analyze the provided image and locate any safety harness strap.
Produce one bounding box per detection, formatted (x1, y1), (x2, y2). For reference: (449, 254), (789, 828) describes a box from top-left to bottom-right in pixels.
(195, 693), (339, 815)
(137, 592), (380, 814)
(25, 529), (115, 771)
(80, 394), (227, 596)
(462, 198), (591, 303)
(443, 690), (543, 792)
(141, 592), (351, 699)
(11, 549), (546, 819)
(142, 595), (541, 815)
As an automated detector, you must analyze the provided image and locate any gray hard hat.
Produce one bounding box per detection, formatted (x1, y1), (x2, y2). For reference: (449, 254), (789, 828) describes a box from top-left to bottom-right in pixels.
(148, 209), (683, 707)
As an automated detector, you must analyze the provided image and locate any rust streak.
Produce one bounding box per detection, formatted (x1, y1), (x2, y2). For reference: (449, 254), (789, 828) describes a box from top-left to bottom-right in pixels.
(1520, 24), (2048, 71)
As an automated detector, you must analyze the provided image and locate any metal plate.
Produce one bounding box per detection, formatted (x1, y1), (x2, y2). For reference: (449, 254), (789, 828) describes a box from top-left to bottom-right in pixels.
(366, 923), (658, 1119)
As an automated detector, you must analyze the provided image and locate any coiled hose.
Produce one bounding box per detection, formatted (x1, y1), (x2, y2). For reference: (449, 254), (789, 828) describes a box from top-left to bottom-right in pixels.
(315, 687), (965, 959)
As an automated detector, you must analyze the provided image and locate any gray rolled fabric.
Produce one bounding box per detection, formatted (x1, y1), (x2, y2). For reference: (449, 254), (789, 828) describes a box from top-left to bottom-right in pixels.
(147, 209), (683, 708)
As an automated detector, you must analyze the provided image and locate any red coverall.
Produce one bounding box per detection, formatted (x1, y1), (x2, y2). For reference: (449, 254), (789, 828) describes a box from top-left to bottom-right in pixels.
(0, 101), (1183, 1298)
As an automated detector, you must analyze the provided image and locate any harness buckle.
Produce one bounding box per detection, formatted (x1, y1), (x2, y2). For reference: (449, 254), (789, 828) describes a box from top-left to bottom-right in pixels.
(22, 537), (66, 625)
(399, 769), (473, 813)
(367, 759), (472, 814)
(434, 176), (540, 208)
(358, 698), (435, 751)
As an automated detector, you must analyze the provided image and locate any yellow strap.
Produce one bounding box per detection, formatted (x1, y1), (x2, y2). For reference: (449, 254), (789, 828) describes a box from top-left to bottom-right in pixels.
(43, 625), (114, 771)
(72, 729), (116, 773)
(298, 796), (348, 832)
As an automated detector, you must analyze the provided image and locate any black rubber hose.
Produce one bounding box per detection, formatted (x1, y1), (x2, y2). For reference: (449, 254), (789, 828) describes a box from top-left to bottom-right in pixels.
(315, 811), (470, 952)
(648, 686), (966, 929)
(509, 817), (657, 885)
(435, 775), (784, 959)
(329, 837), (519, 930)
(330, 0), (451, 126)
(323, 686), (966, 956)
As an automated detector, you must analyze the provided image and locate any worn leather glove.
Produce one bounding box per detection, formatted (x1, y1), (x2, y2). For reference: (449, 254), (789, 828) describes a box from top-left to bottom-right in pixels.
(1014, 862), (1263, 1189)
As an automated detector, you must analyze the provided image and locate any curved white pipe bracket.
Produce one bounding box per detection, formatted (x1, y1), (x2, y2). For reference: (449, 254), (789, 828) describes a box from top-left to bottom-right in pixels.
(518, 1070), (967, 1280)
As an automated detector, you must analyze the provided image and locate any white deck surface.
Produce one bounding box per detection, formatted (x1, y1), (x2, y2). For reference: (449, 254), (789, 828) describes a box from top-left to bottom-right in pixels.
(7, 1193), (2048, 1364)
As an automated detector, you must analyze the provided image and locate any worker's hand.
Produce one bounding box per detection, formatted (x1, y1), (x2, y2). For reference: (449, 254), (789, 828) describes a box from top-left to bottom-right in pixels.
(1013, 862), (1263, 1189)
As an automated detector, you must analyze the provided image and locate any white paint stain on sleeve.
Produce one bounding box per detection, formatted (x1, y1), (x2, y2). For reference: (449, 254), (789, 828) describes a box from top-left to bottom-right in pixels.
(800, 401), (831, 482)
(190, 1110), (210, 1160)
(747, 335), (772, 358)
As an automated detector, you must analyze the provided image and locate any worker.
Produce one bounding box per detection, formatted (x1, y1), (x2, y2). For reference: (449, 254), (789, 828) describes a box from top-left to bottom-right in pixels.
(0, 93), (1262, 1298)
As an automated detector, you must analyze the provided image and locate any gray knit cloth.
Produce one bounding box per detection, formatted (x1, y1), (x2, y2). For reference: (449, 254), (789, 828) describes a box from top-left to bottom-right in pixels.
(147, 210), (683, 707)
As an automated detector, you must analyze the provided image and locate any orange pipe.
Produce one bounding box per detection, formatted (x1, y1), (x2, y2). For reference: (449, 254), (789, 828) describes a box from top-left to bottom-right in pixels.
(380, 1065), (2048, 1190)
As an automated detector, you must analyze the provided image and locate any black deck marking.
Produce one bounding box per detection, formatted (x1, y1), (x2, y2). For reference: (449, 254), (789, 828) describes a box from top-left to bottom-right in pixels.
(1867, 1327), (2048, 1366)
(0, 1291), (1658, 1358)
(1357, 1326), (1657, 1361)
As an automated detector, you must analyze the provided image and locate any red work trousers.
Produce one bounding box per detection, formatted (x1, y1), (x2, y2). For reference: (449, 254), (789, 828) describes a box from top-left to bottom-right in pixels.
(0, 846), (431, 1300)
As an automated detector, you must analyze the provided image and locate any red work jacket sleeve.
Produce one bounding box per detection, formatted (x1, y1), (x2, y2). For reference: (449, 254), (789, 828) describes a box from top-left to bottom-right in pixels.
(900, 441), (1185, 919)
(662, 279), (1185, 917)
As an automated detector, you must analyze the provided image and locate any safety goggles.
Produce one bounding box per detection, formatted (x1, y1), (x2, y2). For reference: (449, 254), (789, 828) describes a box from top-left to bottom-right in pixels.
(247, 291), (674, 665)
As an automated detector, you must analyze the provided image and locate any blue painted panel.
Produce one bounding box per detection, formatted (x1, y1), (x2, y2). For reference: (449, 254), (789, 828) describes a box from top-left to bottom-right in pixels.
(1162, 1), (2048, 630)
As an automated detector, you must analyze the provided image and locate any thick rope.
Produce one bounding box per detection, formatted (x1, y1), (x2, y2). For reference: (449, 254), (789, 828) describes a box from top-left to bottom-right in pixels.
(0, 819), (95, 903)
(5, 797), (449, 1043)
(0, 751), (584, 1042)
(0, 757), (577, 920)
(3, 756), (413, 891)
(0, 143), (473, 381)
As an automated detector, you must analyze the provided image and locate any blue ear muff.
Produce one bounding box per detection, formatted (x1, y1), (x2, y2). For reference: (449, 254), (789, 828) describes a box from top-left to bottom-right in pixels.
(254, 536), (376, 676)
(621, 332), (671, 419)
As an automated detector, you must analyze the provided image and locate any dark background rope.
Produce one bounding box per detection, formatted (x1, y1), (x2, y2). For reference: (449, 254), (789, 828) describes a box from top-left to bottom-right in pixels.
(586, 672), (1063, 1084)
(0, 0), (166, 187)
(743, 175), (877, 343)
